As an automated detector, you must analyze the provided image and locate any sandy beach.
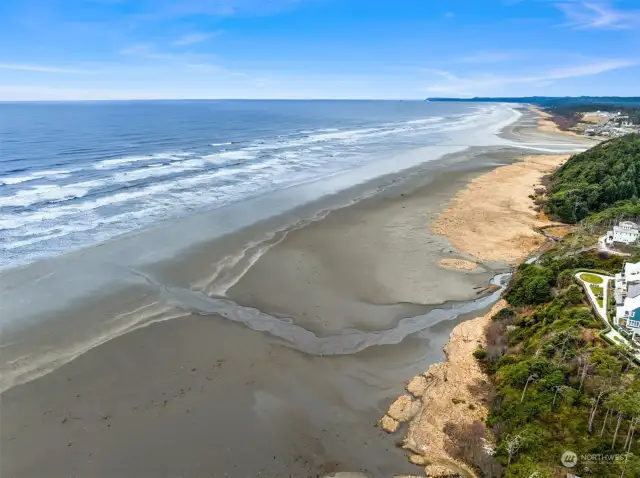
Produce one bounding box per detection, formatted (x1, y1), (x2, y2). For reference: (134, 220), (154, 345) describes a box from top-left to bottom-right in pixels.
(381, 300), (507, 477)
(0, 148), (512, 478)
(431, 154), (569, 264)
(528, 105), (584, 138)
(381, 118), (574, 476)
(0, 107), (587, 478)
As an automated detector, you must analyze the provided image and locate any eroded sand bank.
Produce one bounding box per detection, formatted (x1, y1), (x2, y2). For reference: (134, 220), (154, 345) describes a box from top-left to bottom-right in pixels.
(381, 301), (507, 477)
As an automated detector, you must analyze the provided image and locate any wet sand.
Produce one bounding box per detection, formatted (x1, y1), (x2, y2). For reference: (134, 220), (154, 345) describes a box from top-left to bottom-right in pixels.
(226, 166), (500, 337)
(0, 152), (510, 478)
(0, 108), (591, 478)
(379, 108), (587, 476)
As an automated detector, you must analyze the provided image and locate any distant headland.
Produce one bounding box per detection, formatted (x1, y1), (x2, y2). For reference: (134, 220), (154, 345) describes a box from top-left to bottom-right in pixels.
(427, 96), (640, 107)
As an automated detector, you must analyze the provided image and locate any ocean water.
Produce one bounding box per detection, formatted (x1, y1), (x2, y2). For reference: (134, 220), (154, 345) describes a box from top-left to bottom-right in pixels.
(0, 100), (518, 269)
(2, 101), (598, 393)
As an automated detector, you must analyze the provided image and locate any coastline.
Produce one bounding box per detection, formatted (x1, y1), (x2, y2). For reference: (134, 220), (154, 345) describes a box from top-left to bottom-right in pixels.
(1, 108), (589, 477)
(528, 105), (584, 139)
(383, 300), (508, 478)
(380, 150), (572, 476)
(431, 154), (570, 265)
(0, 147), (521, 478)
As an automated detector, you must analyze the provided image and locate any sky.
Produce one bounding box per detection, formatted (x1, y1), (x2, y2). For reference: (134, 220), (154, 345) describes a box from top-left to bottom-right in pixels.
(0, 0), (639, 100)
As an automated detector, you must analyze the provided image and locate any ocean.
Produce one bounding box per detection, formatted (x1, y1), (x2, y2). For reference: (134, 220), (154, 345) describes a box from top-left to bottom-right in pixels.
(1, 101), (599, 477)
(0, 100), (594, 396)
(1, 100), (519, 269)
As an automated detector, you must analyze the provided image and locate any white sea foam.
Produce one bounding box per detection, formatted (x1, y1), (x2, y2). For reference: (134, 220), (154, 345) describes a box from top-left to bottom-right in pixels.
(0, 169), (74, 186)
(2, 103), (534, 270)
(405, 117), (444, 124)
(112, 162), (203, 182)
(0, 184), (91, 207)
(202, 150), (255, 163)
(0, 182), (176, 231)
(94, 152), (192, 170)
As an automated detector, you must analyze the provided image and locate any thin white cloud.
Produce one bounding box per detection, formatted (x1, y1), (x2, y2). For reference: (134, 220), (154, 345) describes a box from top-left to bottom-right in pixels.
(424, 58), (635, 96)
(457, 51), (518, 64)
(0, 63), (91, 74)
(421, 69), (460, 82)
(118, 43), (155, 56)
(171, 31), (220, 46)
(554, 1), (640, 29)
(118, 43), (203, 62)
(0, 85), (162, 101)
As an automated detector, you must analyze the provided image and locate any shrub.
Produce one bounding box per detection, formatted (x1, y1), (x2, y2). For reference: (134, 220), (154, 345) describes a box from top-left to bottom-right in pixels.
(473, 348), (488, 360)
(493, 307), (516, 321)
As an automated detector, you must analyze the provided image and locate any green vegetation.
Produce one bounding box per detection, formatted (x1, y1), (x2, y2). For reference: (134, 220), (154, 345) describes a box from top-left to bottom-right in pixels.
(590, 284), (604, 307)
(504, 264), (554, 307)
(580, 273), (604, 284)
(474, 348), (488, 360)
(585, 199), (640, 227)
(548, 104), (640, 127)
(481, 242), (640, 477)
(544, 134), (640, 223)
(458, 133), (640, 476)
(441, 135), (640, 477)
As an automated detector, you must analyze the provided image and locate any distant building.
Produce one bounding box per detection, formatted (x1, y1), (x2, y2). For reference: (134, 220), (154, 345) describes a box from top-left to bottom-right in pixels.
(605, 221), (640, 245)
(615, 262), (640, 342)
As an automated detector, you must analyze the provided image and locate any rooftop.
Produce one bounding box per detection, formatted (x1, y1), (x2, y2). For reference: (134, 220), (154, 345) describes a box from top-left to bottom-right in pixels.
(624, 295), (640, 313)
(619, 221), (639, 230)
(629, 283), (640, 299)
(625, 262), (640, 278)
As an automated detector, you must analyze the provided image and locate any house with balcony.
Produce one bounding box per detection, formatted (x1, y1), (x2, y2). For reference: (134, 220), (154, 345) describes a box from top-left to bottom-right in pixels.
(614, 262), (640, 342)
(605, 221), (640, 246)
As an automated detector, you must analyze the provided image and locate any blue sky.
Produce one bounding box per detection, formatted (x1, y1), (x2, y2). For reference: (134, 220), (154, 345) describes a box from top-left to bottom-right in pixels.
(0, 0), (638, 100)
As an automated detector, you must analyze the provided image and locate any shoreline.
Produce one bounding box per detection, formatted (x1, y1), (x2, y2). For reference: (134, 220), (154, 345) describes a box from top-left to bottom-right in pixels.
(431, 154), (570, 265)
(383, 300), (508, 478)
(0, 147), (524, 478)
(0, 145), (513, 394)
(380, 151), (572, 476)
(528, 105), (585, 139)
(1, 109), (589, 477)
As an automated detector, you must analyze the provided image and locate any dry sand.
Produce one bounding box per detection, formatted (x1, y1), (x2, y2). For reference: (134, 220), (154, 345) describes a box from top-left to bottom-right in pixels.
(381, 147), (572, 476)
(528, 106), (584, 138)
(381, 301), (507, 477)
(431, 154), (569, 264)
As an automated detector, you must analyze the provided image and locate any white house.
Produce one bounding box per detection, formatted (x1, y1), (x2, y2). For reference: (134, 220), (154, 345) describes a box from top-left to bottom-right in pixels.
(614, 261), (640, 342)
(625, 262), (640, 283)
(617, 296), (640, 342)
(605, 221), (640, 245)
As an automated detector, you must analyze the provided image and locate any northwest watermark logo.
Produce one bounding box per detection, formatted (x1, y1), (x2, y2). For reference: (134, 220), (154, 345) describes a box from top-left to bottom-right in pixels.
(561, 450), (627, 468)
(561, 451), (578, 468)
